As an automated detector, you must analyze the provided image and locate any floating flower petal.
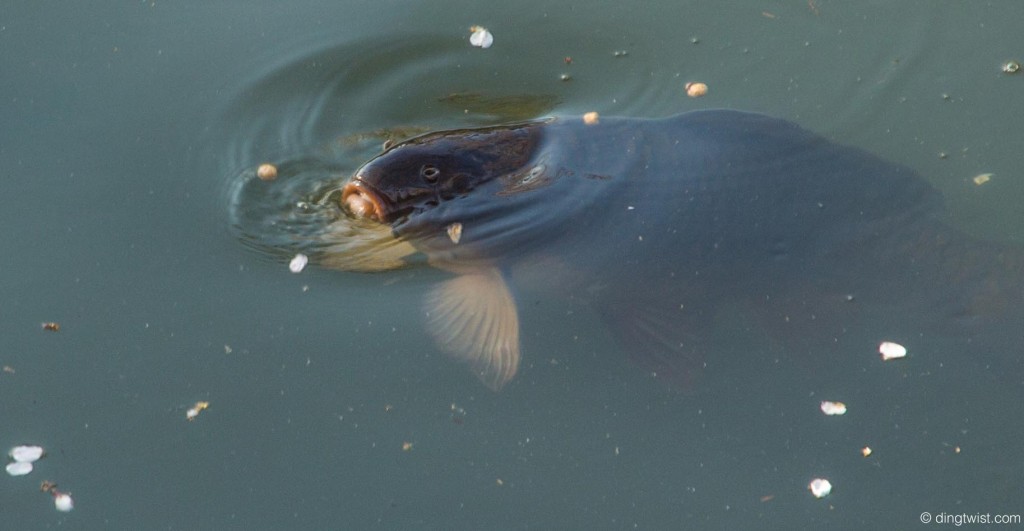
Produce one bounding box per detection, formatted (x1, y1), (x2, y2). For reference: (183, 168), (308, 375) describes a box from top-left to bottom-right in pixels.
(54, 492), (74, 512)
(186, 401), (210, 421)
(820, 401), (847, 416)
(879, 341), (907, 360)
(6, 461), (33, 476)
(10, 445), (45, 463)
(289, 253), (309, 273)
(808, 478), (832, 498)
(469, 26), (493, 49)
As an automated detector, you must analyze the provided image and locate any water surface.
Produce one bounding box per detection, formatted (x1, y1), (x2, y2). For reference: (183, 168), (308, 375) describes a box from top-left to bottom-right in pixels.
(2, 1), (1022, 529)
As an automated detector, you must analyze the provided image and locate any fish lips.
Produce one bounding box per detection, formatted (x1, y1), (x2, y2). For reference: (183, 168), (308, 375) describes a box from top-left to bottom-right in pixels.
(341, 179), (390, 223)
(342, 177), (439, 225)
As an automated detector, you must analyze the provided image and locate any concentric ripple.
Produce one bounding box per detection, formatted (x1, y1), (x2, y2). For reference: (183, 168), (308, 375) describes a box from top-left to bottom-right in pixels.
(215, 31), (679, 270)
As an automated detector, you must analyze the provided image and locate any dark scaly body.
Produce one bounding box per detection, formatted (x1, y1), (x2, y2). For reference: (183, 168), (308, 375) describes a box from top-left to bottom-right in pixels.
(340, 110), (1024, 388)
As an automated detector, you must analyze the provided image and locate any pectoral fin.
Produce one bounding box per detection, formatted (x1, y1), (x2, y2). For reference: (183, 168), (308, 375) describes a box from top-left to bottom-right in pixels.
(424, 268), (520, 390)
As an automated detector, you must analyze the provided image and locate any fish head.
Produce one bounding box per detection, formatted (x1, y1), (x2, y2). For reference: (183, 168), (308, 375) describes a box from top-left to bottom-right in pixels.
(341, 123), (542, 225)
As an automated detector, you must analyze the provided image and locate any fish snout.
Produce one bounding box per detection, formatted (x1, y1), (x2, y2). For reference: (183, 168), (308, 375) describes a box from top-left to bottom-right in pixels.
(341, 181), (386, 222)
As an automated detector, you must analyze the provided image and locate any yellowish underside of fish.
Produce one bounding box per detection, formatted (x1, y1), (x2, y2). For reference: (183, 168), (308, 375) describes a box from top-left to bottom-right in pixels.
(317, 217), (420, 272)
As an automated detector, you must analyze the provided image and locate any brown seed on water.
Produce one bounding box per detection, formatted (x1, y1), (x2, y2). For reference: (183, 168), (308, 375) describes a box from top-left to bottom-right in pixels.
(41, 322), (60, 332)
(685, 82), (708, 98)
(257, 163), (278, 181)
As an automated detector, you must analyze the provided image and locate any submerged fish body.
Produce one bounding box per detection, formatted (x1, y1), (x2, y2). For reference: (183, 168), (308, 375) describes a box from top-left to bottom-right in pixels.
(338, 110), (1024, 389)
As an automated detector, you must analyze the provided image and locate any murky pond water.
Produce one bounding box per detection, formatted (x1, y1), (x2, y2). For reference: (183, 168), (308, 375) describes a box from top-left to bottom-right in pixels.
(3, 2), (1022, 529)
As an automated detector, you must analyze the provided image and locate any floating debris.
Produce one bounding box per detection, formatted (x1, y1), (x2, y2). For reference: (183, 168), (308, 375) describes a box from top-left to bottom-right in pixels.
(559, 73), (572, 82)
(256, 163), (278, 181)
(1003, 60), (1020, 74)
(446, 223), (463, 244)
(820, 401), (847, 416)
(861, 446), (873, 457)
(583, 111), (600, 125)
(53, 492), (74, 512)
(450, 403), (466, 425)
(402, 441), (414, 451)
(186, 401), (210, 421)
(41, 481), (74, 512)
(469, 26), (493, 49)
(685, 82), (708, 98)
(41, 322), (60, 332)
(289, 253), (309, 273)
(6, 462), (33, 476)
(878, 341), (907, 360)
(808, 478), (832, 498)
(612, 50), (628, 57)
(972, 173), (993, 186)
(10, 445), (45, 463)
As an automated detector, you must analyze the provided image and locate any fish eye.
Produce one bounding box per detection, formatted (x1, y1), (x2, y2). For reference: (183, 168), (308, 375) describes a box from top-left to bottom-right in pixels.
(420, 165), (441, 182)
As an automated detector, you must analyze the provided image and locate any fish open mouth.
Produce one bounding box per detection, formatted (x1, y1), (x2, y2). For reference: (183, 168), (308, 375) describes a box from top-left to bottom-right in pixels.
(341, 180), (388, 222)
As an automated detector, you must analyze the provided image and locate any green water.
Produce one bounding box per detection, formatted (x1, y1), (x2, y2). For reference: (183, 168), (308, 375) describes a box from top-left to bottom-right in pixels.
(2, 1), (1022, 529)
